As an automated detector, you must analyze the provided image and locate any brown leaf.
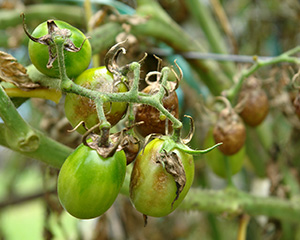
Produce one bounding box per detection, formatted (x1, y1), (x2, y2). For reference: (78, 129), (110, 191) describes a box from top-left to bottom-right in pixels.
(0, 51), (39, 89)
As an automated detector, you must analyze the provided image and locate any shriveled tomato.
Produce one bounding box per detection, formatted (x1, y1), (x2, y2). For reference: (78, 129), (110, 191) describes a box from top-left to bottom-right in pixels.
(238, 78), (269, 127)
(64, 67), (128, 134)
(27, 20), (91, 78)
(213, 108), (246, 156)
(129, 137), (194, 217)
(204, 128), (245, 178)
(57, 143), (126, 219)
(135, 85), (179, 137)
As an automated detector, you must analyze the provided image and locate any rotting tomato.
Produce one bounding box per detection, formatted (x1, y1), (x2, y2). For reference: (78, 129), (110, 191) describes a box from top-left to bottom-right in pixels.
(213, 108), (246, 156)
(27, 19), (91, 78)
(238, 78), (269, 127)
(134, 85), (179, 137)
(129, 137), (194, 217)
(57, 142), (126, 219)
(64, 66), (128, 134)
(204, 128), (245, 178)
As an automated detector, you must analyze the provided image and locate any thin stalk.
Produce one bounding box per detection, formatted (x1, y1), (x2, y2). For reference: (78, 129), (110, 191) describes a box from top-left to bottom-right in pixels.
(237, 214), (250, 240)
(224, 155), (234, 188)
(226, 47), (300, 102)
(134, 0), (231, 95)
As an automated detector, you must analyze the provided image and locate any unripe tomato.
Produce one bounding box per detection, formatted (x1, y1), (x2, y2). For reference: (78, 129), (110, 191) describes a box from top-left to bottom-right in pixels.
(238, 78), (269, 127)
(204, 128), (245, 178)
(130, 138), (194, 217)
(213, 108), (246, 156)
(135, 86), (179, 137)
(64, 67), (128, 134)
(57, 143), (126, 219)
(28, 20), (92, 78)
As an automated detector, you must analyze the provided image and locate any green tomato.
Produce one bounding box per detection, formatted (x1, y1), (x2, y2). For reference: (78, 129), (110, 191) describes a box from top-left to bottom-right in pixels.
(204, 128), (245, 178)
(130, 138), (194, 217)
(57, 143), (126, 219)
(28, 20), (91, 78)
(64, 67), (128, 134)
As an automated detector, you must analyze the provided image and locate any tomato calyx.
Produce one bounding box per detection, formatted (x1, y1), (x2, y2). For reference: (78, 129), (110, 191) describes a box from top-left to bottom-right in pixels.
(21, 13), (88, 70)
(74, 120), (142, 159)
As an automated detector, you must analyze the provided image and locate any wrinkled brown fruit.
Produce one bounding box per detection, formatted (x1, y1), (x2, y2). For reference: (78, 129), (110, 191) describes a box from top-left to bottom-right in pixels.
(238, 78), (269, 127)
(121, 135), (140, 165)
(135, 85), (179, 137)
(213, 108), (246, 156)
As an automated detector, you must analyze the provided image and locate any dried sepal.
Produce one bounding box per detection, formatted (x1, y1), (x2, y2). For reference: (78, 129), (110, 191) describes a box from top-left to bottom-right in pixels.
(104, 40), (127, 75)
(21, 13), (88, 70)
(181, 115), (195, 145)
(0, 51), (39, 89)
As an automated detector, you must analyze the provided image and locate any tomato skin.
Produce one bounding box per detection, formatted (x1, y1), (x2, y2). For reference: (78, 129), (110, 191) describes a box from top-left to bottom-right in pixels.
(28, 20), (91, 78)
(135, 86), (179, 137)
(129, 138), (194, 217)
(238, 82), (269, 127)
(64, 67), (128, 134)
(57, 143), (126, 219)
(204, 129), (245, 178)
(213, 108), (246, 156)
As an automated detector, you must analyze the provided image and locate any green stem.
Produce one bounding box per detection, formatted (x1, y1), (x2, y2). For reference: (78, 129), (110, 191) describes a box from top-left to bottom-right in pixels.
(0, 86), (72, 168)
(226, 47), (300, 102)
(0, 84), (32, 139)
(224, 155), (234, 188)
(133, 0), (231, 95)
(179, 187), (300, 223)
(0, 4), (85, 30)
(185, 0), (236, 80)
(0, 123), (72, 168)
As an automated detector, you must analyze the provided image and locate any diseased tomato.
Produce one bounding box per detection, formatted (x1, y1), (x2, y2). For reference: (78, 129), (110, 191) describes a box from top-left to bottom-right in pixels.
(213, 108), (246, 156)
(135, 85), (179, 137)
(27, 20), (92, 78)
(64, 67), (128, 134)
(204, 128), (245, 178)
(238, 78), (269, 127)
(129, 137), (194, 217)
(57, 142), (126, 219)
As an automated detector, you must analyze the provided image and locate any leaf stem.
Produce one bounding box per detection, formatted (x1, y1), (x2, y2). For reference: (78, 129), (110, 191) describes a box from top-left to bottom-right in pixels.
(226, 46), (300, 102)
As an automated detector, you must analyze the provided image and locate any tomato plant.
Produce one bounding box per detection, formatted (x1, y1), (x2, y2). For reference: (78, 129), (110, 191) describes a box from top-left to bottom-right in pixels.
(57, 142), (126, 219)
(64, 66), (128, 134)
(27, 20), (92, 78)
(129, 137), (194, 217)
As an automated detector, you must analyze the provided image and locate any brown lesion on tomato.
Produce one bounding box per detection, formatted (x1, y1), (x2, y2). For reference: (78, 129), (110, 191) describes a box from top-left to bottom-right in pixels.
(129, 159), (144, 200)
(213, 108), (246, 156)
(156, 150), (186, 208)
(135, 89), (179, 137)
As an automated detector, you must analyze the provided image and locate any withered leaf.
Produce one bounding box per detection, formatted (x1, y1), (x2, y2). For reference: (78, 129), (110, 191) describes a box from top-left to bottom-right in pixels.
(0, 51), (39, 89)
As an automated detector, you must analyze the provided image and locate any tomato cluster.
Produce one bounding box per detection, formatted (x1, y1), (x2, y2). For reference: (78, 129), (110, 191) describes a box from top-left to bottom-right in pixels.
(25, 19), (270, 222)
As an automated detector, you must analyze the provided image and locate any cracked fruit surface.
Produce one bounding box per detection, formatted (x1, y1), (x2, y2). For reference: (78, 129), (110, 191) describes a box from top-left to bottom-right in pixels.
(129, 138), (194, 217)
